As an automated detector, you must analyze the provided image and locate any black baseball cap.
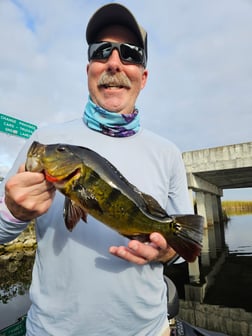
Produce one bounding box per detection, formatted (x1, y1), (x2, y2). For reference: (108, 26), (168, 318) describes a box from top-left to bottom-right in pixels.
(86, 3), (148, 62)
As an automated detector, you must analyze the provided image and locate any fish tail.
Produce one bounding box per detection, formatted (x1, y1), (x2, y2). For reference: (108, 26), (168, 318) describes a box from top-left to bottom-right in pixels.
(164, 214), (204, 262)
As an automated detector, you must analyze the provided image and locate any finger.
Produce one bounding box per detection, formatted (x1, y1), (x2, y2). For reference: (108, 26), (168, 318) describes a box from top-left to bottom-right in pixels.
(7, 172), (45, 191)
(149, 233), (178, 263)
(128, 240), (161, 261)
(127, 236), (175, 264)
(110, 240), (161, 264)
(22, 172), (54, 191)
(109, 246), (149, 265)
(29, 179), (55, 196)
(18, 164), (26, 173)
(149, 233), (168, 250)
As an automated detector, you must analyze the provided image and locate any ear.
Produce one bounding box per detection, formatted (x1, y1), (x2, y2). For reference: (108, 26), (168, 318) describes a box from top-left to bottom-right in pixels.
(141, 69), (148, 89)
(86, 63), (90, 74)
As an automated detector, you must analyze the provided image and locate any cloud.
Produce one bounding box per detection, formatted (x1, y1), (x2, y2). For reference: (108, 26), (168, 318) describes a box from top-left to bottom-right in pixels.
(137, 0), (252, 150)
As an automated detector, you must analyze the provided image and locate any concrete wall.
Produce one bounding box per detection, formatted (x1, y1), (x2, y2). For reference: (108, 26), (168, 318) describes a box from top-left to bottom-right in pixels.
(183, 142), (252, 172)
(179, 300), (252, 336)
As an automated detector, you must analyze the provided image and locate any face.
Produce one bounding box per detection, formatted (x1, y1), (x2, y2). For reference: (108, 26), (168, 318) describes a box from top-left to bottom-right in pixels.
(87, 25), (148, 114)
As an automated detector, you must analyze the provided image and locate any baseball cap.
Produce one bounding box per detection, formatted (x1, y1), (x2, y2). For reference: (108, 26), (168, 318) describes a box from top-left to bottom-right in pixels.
(86, 3), (148, 62)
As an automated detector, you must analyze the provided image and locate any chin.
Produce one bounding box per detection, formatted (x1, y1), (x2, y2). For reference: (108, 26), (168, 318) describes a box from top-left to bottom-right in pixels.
(101, 100), (125, 113)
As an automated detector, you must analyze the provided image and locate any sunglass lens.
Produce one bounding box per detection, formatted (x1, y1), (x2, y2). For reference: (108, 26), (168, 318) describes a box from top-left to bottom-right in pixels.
(120, 44), (143, 64)
(89, 42), (112, 60)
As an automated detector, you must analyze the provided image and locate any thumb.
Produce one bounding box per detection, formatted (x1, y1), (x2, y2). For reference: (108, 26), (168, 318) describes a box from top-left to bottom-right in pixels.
(18, 164), (26, 173)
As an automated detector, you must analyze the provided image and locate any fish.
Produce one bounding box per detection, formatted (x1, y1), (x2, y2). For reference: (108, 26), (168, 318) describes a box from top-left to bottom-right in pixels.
(25, 141), (204, 262)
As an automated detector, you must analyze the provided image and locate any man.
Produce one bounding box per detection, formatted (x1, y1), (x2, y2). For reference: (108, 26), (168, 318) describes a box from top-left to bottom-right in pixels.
(0, 4), (193, 335)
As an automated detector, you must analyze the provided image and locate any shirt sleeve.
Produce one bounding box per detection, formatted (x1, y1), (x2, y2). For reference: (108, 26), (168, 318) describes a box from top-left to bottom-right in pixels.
(0, 196), (29, 244)
(0, 136), (36, 244)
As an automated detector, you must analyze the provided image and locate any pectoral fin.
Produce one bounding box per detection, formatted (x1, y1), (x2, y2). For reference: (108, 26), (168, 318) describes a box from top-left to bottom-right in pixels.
(63, 197), (88, 231)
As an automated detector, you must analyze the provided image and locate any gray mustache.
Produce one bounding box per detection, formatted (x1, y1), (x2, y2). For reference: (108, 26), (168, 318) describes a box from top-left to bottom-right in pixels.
(98, 73), (131, 88)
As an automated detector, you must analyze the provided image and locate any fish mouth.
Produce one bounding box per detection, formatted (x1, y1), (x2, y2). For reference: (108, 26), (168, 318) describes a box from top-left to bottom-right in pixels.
(45, 168), (81, 187)
(26, 157), (44, 173)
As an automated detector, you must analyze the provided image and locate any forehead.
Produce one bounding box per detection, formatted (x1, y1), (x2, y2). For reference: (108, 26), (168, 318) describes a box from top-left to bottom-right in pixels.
(95, 25), (139, 45)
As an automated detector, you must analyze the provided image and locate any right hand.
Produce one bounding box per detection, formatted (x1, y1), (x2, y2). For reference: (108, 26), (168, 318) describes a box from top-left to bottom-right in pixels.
(109, 233), (177, 265)
(4, 164), (56, 221)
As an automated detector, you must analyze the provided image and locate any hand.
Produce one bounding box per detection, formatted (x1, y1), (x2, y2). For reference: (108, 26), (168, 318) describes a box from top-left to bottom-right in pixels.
(109, 232), (177, 265)
(5, 164), (56, 221)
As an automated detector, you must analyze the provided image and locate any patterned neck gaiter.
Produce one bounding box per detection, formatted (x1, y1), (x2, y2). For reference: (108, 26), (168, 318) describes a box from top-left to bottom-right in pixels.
(83, 96), (140, 137)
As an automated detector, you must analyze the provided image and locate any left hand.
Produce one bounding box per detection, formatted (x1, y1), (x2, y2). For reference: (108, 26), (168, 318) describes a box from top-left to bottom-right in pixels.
(109, 232), (177, 265)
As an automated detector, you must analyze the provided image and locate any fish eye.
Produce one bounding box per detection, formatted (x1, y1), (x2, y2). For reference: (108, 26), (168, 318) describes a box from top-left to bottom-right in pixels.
(57, 145), (67, 153)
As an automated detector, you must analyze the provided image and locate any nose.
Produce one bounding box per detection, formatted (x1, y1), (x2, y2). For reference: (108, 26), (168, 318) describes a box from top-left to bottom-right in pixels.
(106, 49), (123, 72)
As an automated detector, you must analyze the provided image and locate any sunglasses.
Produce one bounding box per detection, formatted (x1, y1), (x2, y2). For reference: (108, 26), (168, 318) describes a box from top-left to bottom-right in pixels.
(88, 42), (146, 67)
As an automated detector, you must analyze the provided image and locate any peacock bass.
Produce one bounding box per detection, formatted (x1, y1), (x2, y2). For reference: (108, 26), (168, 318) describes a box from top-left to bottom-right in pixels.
(25, 141), (204, 262)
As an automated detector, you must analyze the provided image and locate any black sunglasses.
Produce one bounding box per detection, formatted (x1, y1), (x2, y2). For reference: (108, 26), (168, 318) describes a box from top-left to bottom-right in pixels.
(88, 42), (146, 67)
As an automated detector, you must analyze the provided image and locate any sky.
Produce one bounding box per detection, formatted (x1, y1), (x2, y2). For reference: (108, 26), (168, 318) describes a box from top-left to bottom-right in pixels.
(0, 0), (251, 200)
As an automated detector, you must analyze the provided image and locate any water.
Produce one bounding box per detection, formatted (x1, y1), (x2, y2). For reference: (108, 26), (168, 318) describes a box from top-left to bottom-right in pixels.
(164, 214), (252, 312)
(0, 214), (252, 330)
(0, 255), (33, 329)
(225, 214), (252, 256)
(203, 214), (252, 312)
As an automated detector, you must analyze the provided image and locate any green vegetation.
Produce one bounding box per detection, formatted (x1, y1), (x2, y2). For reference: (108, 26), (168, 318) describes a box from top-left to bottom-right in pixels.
(222, 200), (252, 216)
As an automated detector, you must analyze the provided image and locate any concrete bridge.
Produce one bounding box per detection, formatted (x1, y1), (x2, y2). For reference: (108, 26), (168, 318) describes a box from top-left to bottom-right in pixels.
(183, 141), (252, 226)
(181, 141), (252, 301)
